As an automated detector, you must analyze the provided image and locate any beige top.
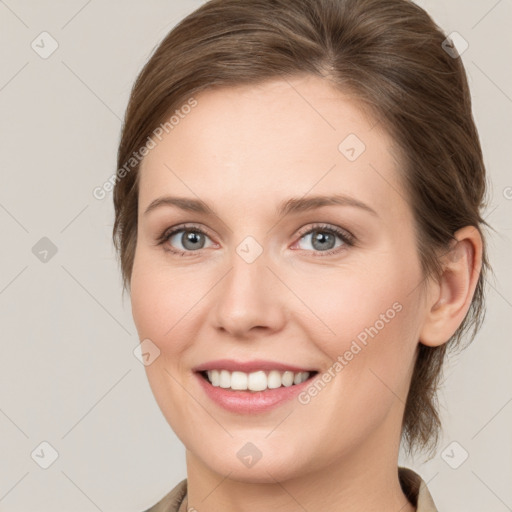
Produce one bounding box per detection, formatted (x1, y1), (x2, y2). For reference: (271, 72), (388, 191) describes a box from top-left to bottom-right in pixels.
(143, 466), (437, 511)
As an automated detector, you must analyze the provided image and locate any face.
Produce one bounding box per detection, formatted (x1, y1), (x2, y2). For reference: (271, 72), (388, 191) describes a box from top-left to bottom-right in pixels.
(131, 75), (427, 483)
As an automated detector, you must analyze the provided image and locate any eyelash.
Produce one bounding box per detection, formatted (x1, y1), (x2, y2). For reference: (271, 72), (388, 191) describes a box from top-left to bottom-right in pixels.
(155, 223), (356, 258)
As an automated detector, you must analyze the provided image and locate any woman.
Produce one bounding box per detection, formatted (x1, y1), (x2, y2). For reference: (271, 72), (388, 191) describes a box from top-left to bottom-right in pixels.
(112, 0), (490, 510)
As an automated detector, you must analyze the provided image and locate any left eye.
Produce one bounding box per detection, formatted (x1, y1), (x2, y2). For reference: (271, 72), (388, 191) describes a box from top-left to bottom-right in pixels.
(293, 225), (353, 254)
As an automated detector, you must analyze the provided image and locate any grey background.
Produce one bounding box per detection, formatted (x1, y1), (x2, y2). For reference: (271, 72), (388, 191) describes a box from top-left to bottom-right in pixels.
(0, 1), (511, 511)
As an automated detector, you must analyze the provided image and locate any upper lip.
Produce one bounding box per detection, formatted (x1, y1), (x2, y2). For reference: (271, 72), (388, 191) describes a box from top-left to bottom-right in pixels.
(193, 359), (317, 373)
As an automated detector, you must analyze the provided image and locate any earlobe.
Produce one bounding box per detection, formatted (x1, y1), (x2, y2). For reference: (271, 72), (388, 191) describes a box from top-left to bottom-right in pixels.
(419, 226), (483, 347)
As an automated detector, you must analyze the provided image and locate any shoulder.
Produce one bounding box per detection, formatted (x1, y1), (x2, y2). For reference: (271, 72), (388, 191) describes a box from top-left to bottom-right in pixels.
(399, 467), (438, 512)
(142, 479), (188, 512)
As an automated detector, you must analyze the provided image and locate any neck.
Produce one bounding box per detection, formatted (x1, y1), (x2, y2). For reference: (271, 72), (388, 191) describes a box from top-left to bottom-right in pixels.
(184, 424), (415, 512)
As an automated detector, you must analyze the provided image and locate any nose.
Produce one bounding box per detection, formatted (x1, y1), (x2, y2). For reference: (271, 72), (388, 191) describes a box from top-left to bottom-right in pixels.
(211, 248), (287, 339)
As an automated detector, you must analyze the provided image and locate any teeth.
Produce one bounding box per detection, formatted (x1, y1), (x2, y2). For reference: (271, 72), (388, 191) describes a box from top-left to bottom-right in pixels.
(282, 371), (294, 387)
(248, 370), (267, 391)
(267, 370), (282, 389)
(231, 371), (247, 390)
(205, 369), (311, 391)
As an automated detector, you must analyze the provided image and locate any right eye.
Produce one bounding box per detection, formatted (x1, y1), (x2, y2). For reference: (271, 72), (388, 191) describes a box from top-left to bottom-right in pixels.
(157, 224), (216, 256)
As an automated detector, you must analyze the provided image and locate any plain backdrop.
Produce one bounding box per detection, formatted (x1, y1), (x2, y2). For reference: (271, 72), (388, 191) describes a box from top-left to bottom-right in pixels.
(0, 1), (511, 511)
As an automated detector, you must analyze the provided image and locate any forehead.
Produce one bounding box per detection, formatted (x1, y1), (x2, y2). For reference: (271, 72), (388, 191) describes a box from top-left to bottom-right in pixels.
(138, 75), (405, 219)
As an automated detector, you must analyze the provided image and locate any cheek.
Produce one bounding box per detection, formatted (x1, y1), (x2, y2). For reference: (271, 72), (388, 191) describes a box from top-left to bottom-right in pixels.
(130, 252), (219, 373)
(290, 262), (415, 350)
(131, 245), (184, 330)
(130, 257), (200, 423)
(130, 252), (186, 347)
(292, 256), (421, 403)
(293, 284), (420, 457)
(130, 272), (170, 342)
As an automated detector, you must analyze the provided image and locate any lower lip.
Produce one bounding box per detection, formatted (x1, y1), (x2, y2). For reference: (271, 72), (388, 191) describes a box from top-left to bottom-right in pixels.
(194, 372), (317, 414)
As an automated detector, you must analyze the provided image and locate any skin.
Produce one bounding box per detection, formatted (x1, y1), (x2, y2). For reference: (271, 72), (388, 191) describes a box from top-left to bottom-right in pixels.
(130, 74), (482, 512)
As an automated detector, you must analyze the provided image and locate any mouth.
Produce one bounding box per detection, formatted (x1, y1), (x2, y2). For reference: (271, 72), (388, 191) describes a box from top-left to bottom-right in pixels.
(192, 359), (321, 413)
(194, 368), (320, 413)
(197, 369), (319, 393)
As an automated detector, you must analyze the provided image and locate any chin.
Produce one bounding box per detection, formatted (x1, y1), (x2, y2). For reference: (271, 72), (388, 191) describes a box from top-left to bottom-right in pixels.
(190, 440), (313, 484)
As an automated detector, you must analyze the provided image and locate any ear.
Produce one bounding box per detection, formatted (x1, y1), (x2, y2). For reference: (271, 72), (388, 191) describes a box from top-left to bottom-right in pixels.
(419, 225), (483, 347)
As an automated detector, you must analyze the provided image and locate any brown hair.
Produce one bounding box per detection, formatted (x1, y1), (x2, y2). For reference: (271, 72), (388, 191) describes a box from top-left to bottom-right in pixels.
(113, 0), (490, 457)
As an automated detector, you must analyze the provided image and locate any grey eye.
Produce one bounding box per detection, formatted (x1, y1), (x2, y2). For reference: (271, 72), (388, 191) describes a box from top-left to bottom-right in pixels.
(298, 229), (344, 252)
(169, 229), (212, 251)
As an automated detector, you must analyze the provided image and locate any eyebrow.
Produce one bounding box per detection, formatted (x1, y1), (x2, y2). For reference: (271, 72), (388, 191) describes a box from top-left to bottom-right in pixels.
(143, 193), (378, 218)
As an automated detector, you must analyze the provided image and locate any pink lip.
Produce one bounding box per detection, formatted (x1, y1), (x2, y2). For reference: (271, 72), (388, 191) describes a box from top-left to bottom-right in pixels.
(192, 359), (316, 373)
(193, 369), (318, 414)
